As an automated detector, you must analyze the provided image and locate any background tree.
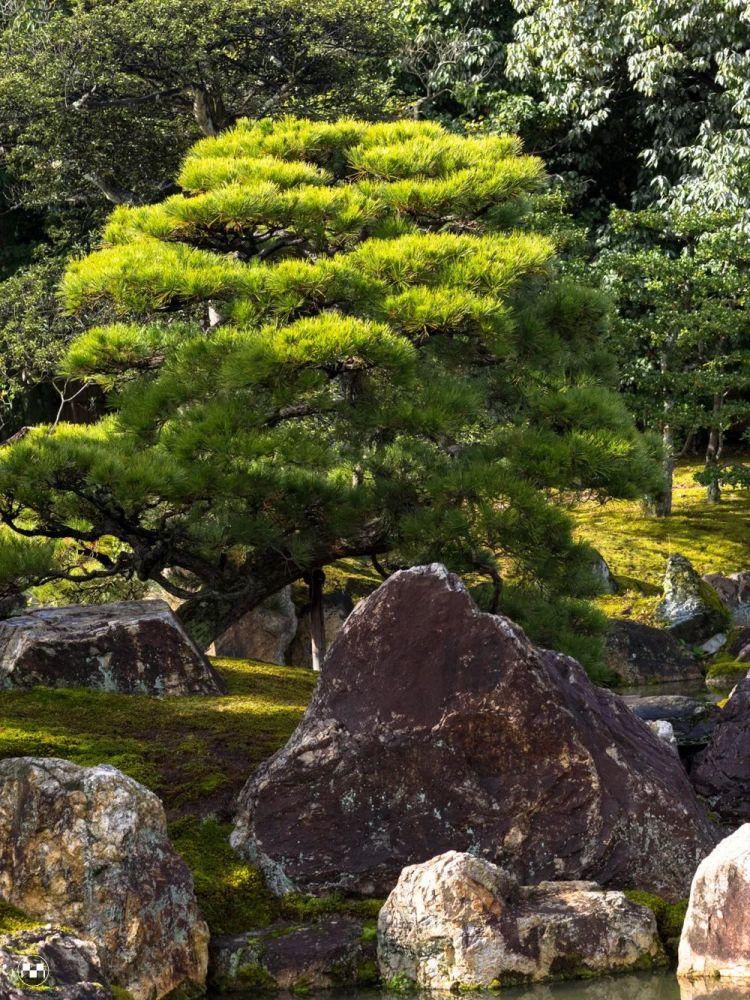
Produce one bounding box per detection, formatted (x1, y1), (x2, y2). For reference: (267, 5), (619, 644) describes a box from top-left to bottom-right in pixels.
(0, 119), (658, 670)
(508, 0), (750, 213)
(599, 210), (750, 512)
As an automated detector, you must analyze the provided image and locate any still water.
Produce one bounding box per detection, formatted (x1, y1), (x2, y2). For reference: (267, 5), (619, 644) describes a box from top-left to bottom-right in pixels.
(206, 972), (750, 1000)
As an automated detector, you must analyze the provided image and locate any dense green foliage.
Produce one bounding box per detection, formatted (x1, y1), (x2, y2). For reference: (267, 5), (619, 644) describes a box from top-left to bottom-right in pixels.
(0, 118), (656, 661)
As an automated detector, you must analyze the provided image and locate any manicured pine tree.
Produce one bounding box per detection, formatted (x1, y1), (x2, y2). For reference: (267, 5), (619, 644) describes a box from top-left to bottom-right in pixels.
(0, 118), (657, 669)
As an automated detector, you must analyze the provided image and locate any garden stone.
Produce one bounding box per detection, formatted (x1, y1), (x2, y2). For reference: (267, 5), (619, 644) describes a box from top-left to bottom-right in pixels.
(0, 757), (209, 1000)
(703, 571), (750, 624)
(208, 586), (297, 664)
(657, 555), (729, 643)
(0, 599), (225, 696)
(699, 633), (727, 656)
(233, 564), (717, 900)
(589, 548), (618, 593)
(377, 851), (665, 991)
(604, 619), (700, 685)
(678, 824), (750, 982)
(646, 719), (678, 749)
(623, 695), (716, 744)
(0, 926), (112, 999)
(209, 916), (377, 991)
(692, 676), (750, 821)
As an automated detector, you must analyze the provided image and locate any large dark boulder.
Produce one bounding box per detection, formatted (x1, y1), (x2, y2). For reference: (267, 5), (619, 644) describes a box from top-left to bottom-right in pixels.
(0, 599), (225, 696)
(605, 619), (701, 685)
(232, 564), (716, 900)
(691, 677), (750, 822)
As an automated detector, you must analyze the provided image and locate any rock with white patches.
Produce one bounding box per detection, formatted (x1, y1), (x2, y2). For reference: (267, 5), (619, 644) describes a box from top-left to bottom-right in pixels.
(0, 599), (225, 696)
(232, 564), (716, 899)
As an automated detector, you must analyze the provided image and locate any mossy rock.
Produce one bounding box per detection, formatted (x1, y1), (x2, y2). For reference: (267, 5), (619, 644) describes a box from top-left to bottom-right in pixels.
(705, 655), (749, 690)
(624, 890), (688, 961)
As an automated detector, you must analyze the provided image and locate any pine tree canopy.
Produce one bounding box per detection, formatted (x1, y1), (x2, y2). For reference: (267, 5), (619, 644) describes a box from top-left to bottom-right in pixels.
(0, 117), (658, 655)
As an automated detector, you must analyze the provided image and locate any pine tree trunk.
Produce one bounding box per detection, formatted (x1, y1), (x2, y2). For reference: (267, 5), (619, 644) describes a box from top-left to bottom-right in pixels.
(705, 394), (723, 504)
(646, 350), (675, 517)
(308, 568), (327, 672)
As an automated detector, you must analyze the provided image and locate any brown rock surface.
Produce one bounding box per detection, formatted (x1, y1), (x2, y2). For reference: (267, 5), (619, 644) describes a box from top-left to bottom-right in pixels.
(0, 926), (112, 999)
(232, 564), (716, 899)
(691, 677), (750, 821)
(605, 618), (700, 684)
(0, 757), (209, 1000)
(678, 824), (750, 982)
(0, 599), (225, 695)
(208, 587), (298, 663)
(378, 851), (665, 991)
(209, 916), (377, 991)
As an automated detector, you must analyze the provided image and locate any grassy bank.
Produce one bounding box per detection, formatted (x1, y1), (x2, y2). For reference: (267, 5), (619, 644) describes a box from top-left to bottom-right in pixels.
(574, 460), (750, 624)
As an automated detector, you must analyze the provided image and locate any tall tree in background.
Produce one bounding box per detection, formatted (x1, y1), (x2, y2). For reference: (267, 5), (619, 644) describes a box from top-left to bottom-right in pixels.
(509, 0), (750, 212)
(599, 210), (750, 511)
(0, 118), (657, 670)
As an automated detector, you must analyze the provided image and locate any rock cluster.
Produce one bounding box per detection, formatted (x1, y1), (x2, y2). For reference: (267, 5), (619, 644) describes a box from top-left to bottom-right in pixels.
(0, 927), (112, 999)
(0, 599), (225, 695)
(0, 758), (209, 1000)
(679, 825), (750, 983)
(377, 851), (665, 991)
(703, 571), (750, 624)
(232, 564), (716, 900)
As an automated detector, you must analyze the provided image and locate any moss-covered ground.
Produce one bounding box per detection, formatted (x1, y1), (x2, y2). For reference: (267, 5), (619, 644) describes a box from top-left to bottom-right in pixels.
(0, 659), (323, 935)
(574, 459), (750, 626)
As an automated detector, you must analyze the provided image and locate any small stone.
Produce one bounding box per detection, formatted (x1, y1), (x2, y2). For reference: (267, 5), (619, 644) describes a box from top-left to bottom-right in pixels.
(678, 824), (750, 982)
(646, 720), (678, 749)
(378, 851), (665, 991)
(699, 633), (727, 655)
(657, 555), (730, 643)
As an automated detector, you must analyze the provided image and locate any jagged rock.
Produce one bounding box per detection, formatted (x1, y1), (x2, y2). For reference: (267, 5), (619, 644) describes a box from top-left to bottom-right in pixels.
(699, 633), (727, 656)
(703, 572), (750, 625)
(208, 587), (298, 664)
(678, 825), (750, 983)
(0, 599), (225, 696)
(691, 677), (750, 821)
(657, 555), (729, 643)
(209, 916), (377, 992)
(377, 851), (665, 991)
(624, 695), (717, 745)
(0, 926), (112, 999)
(0, 758), (209, 1000)
(605, 619), (700, 685)
(232, 564), (716, 900)
(726, 625), (750, 660)
(288, 591), (353, 669)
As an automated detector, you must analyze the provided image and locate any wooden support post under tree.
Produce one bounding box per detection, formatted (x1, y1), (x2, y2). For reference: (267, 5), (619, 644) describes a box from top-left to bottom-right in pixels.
(307, 568), (327, 672)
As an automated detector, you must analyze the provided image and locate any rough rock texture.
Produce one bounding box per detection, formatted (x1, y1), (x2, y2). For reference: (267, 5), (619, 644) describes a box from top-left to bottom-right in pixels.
(589, 549), (618, 594)
(678, 825), (750, 982)
(378, 851), (665, 991)
(0, 758), (209, 1000)
(704, 572), (750, 624)
(288, 591), (353, 669)
(232, 564), (716, 900)
(624, 695), (717, 746)
(208, 586), (298, 663)
(209, 917), (377, 992)
(605, 619), (700, 685)
(0, 599), (225, 696)
(646, 719), (678, 749)
(0, 927), (112, 999)
(691, 677), (750, 821)
(657, 555), (730, 642)
(727, 625), (750, 661)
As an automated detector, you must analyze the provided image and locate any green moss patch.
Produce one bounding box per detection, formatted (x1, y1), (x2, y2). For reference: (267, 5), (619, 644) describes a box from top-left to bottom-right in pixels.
(0, 900), (42, 935)
(624, 890), (688, 959)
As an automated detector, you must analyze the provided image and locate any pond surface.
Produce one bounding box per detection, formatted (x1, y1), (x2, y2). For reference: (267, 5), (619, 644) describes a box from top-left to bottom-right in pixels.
(206, 971), (750, 1000)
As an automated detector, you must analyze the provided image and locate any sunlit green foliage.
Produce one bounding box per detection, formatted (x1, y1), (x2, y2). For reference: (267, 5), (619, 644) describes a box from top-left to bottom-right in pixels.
(0, 118), (657, 661)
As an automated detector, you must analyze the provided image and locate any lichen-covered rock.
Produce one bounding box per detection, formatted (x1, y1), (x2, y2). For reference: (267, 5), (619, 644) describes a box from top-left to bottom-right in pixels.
(0, 926), (112, 999)
(232, 564), (716, 900)
(0, 599), (225, 695)
(657, 555), (730, 642)
(678, 825), (750, 982)
(0, 758), (209, 1000)
(691, 677), (750, 821)
(209, 916), (377, 992)
(378, 851), (665, 991)
(208, 586), (298, 664)
(646, 719), (679, 750)
(605, 618), (701, 685)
